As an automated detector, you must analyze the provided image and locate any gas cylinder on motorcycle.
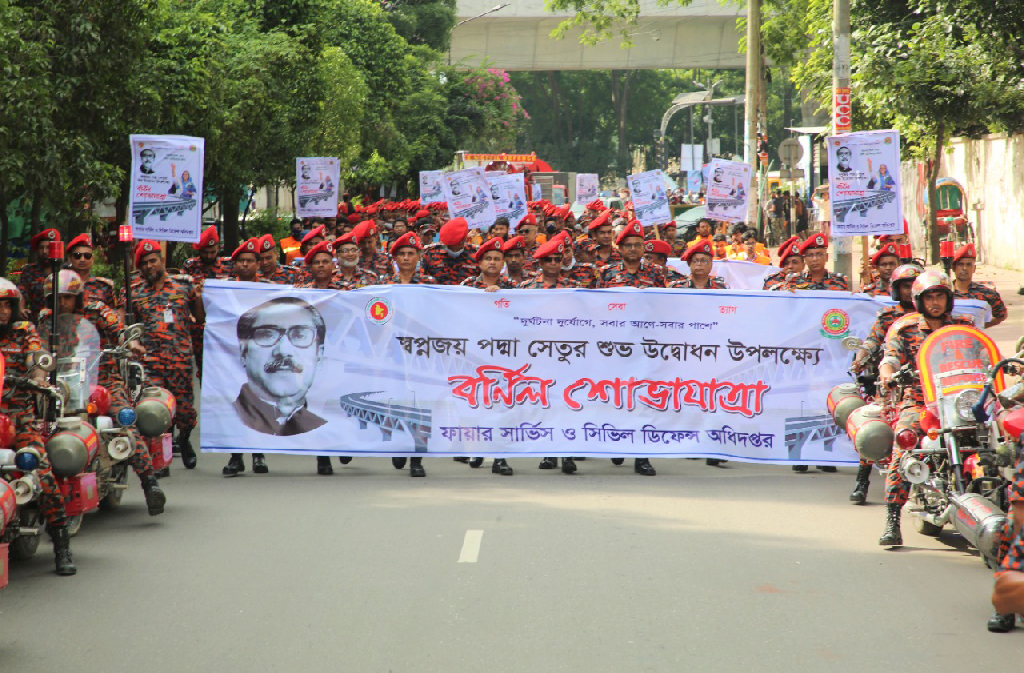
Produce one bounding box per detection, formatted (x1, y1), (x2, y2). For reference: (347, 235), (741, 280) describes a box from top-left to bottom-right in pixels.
(45, 418), (100, 478)
(0, 480), (16, 534)
(827, 383), (867, 430)
(950, 492), (1006, 566)
(846, 403), (894, 462)
(135, 387), (176, 438)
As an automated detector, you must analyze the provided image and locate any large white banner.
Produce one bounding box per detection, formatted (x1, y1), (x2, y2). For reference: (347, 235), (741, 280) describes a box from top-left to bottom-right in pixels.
(201, 282), (978, 464)
(827, 130), (902, 237)
(668, 259), (779, 291)
(295, 157), (339, 218)
(441, 168), (498, 231)
(575, 173), (599, 204)
(419, 170), (445, 204)
(705, 158), (751, 224)
(680, 144), (702, 173)
(130, 134), (204, 243)
(486, 173), (528, 229)
(627, 170), (671, 227)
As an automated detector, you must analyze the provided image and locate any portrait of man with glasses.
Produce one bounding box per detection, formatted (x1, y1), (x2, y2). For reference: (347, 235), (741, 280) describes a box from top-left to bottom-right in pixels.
(232, 296), (328, 436)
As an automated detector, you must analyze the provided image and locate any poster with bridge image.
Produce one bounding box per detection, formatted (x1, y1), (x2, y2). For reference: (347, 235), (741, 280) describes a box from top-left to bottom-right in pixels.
(705, 158), (751, 224)
(440, 167), (498, 231)
(196, 281), (946, 464)
(486, 172), (528, 229)
(295, 157), (340, 218)
(419, 170), (445, 204)
(129, 134), (204, 243)
(627, 169), (672, 227)
(826, 130), (902, 237)
(575, 173), (599, 204)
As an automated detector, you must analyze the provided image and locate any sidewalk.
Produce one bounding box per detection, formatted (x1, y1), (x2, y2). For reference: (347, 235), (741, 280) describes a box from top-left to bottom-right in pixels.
(846, 244), (1024, 356)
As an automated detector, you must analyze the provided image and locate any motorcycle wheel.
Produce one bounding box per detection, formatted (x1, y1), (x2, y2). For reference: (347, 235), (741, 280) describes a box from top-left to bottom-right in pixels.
(99, 463), (130, 511)
(914, 516), (942, 537)
(9, 507), (43, 560)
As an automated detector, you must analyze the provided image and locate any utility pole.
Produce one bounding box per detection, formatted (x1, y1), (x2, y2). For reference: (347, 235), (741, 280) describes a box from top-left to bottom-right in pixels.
(832, 0), (852, 279)
(744, 0), (761, 224)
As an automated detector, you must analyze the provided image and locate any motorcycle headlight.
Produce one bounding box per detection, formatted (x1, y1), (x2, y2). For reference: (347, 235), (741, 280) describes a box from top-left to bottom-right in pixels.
(15, 447), (40, 471)
(954, 389), (981, 422)
(117, 407), (137, 427)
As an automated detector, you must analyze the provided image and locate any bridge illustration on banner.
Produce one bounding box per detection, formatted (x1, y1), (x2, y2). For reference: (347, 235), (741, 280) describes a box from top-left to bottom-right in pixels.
(339, 391), (432, 453)
(784, 413), (842, 461)
(132, 198), (197, 226)
(298, 190), (334, 209)
(833, 190), (896, 222)
(707, 198), (743, 213)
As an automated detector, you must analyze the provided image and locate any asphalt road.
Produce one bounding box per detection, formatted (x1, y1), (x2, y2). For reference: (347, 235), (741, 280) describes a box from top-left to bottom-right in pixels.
(2, 456), (1020, 673)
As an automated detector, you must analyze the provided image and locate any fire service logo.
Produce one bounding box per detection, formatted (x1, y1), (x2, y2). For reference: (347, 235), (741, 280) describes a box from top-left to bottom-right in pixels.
(366, 297), (393, 325)
(820, 308), (851, 339)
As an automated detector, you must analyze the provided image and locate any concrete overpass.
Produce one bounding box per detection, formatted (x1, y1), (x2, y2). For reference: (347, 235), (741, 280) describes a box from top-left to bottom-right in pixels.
(451, 0), (746, 71)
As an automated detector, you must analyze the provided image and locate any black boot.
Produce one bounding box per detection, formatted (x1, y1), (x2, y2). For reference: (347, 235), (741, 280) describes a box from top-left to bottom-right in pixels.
(538, 457), (557, 469)
(561, 457), (577, 474)
(468, 457), (484, 468)
(140, 475), (166, 515)
(177, 429), (197, 469)
(392, 457), (407, 469)
(706, 458), (726, 467)
(492, 459), (513, 476)
(252, 453), (269, 474)
(611, 458), (625, 466)
(49, 525), (76, 576)
(634, 458), (656, 476)
(987, 613), (1016, 633)
(410, 457), (426, 478)
(792, 465), (808, 473)
(338, 456), (352, 465)
(879, 503), (903, 546)
(850, 464), (871, 504)
(818, 465), (837, 473)
(222, 453), (245, 476)
(317, 456), (333, 475)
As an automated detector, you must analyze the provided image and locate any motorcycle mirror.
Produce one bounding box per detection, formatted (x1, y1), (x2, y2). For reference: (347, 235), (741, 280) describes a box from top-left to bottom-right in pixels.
(1014, 335), (1024, 358)
(34, 352), (55, 372)
(121, 324), (143, 345)
(841, 336), (863, 352)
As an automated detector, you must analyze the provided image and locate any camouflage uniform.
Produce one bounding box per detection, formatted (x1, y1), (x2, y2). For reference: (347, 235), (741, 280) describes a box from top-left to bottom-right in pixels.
(83, 276), (117, 308)
(261, 263), (301, 285)
(881, 313), (973, 505)
(670, 276), (728, 289)
(359, 250), (394, 278)
(518, 276), (575, 289)
(593, 248), (623, 269)
(0, 321), (67, 525)
(859, 279), (890, 297)
(180, 256), (232, 376)
(332, 269), (379, 290)
(954, 281), (1008, 323)
(420, 244), (478, 285)
(599, 260), (667, 289)
(40, 303), (154, 480)
(384, 271), (437, 285)
(17, 262), (51, 321)
(563, 263), (600, 289)
(782, 270), (850, 291)
(762, 271), (788, 290)
(460, 275), (517, 290)
(120, 275), (198, 436)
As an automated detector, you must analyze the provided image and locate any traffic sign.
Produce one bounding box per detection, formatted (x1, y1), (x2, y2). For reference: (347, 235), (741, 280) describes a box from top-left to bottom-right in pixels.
(778, 138), (804, 167)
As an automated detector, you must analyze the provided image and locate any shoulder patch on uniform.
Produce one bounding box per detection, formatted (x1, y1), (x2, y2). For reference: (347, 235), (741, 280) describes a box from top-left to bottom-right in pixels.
(93, 277), (115, 287)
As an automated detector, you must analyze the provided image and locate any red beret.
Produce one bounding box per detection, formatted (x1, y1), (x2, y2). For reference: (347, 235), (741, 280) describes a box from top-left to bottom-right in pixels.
(231, 238), (259, 262)
(347, 213), (361, 224)
(67, 233), (92, 251)
(520, 212), (537, 227)
(302, 225), (325, 245)
(305, 240), (333, 266)
(366, 205), (378, 215)
(778, 240), (802, 266)
(777, 235), (800, 256)
(335, 231), (358, 247)
(952, 243), (976, 264)
(503, 236), (526, 252)
(440, 217), (469, 246)
(389, 232), (423, 256)
(414, 209), (431, 219)
(870, 243), (899, 266)
(615, 220), (645, 246)
(552, 230), (572, 245)
(473, 237), (504, 262)
(645, 240), (673, 256)
(31, 229), (61, 250)
(533, 237), (566, 260)
(134, 240), (161, 267)
(797, 233), (829, 255)
(681, 239), (714, 263)
(192, 225), (219, 251)
(338, 202), (349, 215)
(587, 209), (613, 231)
(257, 234), (276, 254)
(353, 220), (377, 239)
(586, 199), (605, 211)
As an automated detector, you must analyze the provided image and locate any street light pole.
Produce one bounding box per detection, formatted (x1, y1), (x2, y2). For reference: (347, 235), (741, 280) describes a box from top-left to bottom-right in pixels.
(745, 0), (761, 224)
(832, 0), (852, 279)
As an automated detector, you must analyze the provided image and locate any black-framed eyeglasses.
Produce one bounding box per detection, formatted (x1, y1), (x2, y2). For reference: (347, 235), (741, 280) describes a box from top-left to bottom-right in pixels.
(72, 252), (93, 260)
(250, 326), (316, 348)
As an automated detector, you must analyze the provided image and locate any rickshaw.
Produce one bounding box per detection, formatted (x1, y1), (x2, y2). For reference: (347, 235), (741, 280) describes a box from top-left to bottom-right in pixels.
(934, 177), (975, 245)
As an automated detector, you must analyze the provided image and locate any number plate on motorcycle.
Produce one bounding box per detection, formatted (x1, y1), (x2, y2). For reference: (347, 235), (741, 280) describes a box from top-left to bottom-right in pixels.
(916, 326), (1003, 403)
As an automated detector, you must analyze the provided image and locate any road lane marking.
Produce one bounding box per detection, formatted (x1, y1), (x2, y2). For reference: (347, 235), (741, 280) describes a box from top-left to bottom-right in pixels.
(458, 530), (484, 563)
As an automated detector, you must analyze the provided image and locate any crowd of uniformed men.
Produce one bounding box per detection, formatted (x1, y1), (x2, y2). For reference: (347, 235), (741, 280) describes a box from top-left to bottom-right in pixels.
(0, 195), (1012, 579)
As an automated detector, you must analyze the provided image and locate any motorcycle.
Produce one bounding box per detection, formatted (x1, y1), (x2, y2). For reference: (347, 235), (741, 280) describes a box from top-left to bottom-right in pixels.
(897, 324), (1012, 566)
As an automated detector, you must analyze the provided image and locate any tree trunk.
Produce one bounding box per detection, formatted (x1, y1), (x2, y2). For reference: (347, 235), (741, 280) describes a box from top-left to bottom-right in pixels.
(222, 187), (241, 251)
(547, 72), (561, 149)
(0, 188), (9, 275)
(267, 182), (278, 222)
(611, 70), (632, 173)
(115, 175), (130, 228)
(927, 121), (945, 264)
(29, 188), (43, 241)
